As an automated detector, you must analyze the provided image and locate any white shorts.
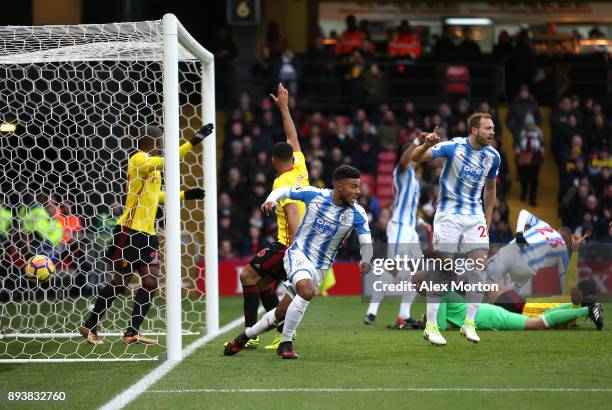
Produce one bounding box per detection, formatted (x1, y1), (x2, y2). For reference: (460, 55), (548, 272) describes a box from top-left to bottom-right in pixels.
(386, 221), (424, 260)
(487, 244), (536, 288)
(432, 211), (489, 255)
(283, 247), (326, 297)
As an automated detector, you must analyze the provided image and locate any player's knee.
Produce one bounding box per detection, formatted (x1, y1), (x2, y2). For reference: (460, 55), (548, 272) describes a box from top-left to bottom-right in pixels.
(240, 265), (259, 285)
(296, 285), (315, 301)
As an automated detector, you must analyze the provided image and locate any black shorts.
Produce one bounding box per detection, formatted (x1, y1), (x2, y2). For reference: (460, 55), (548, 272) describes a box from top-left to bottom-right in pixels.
(494, 289), (526, 315)
(106, 225), (159, 274)
(248, 241), (288, 281)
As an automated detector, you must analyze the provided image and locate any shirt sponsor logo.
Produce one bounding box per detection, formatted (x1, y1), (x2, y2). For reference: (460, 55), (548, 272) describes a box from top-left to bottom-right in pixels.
(312, 217), (339, 236)
(459, 165), (484, 182)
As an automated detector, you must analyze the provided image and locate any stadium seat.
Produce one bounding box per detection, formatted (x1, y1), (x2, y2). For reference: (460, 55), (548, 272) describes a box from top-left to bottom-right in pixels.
(446, 65), (470, 96)
(377, 150), (398, 163)
(376, 174), (393, 187)
(360, 173), (375, 190)
(377, 162), (395, 174)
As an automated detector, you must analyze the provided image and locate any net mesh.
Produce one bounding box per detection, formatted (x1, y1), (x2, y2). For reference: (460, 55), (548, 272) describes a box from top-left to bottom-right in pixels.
(0, 20), (207, 361)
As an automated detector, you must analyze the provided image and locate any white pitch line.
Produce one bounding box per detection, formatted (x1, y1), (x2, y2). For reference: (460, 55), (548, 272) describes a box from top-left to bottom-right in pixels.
(149, 387), (612, 394)
(99, 312), (256, 410)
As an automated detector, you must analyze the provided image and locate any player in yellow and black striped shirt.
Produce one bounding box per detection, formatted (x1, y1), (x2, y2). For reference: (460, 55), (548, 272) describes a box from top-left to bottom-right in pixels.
(234, 84), (309, 350)
(80, 123), (213, 345)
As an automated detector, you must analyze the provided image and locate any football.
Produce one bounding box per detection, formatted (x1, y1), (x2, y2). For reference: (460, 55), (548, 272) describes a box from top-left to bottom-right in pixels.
(24, 255), (56, 283)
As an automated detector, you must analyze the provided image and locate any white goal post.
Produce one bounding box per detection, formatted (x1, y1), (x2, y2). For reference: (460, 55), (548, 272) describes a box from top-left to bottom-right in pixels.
(162, 13), (218, 362)
(0, 14), (218, 362)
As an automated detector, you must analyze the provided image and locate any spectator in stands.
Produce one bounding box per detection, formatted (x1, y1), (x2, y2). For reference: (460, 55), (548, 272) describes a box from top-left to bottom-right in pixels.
(586, 114), (610, 154)
(335, 15), (366, 56)
(218, 192), (244, 230)
(362, 63), (386, 112)
(222, 140), (249, 179)
(388, 20), (422, 60)
(309, 159), (326, 189)
(560, 182), (591, 229)
(323, 147), (346, 185)
(278, 48), (300, 96)
(433, 25), (456, 58)
(218, 215), (241, 252)
(222, 167), (250, 205)
(357, 182), (380, 222)
(324, 120), (354, 156)
(506, 29), (534, 98)
(377, 110), (401, 151)
(399, 117), (422, 146)
(265, 21), (288, 58)
(550, 97), (576, 166)
(242, 226), (265, 257)
(250, 151), (274, 183)
(251, 46), (277, 96)
(400, 100), (423, 129)
(456, 27), (482, 58)
(371, 207), (391, 244)
(210, 26), (238, 109)
(219, 239), (237, 261)
(506, 84), (541, 145)
(516, 114), (545, 206)
(261, 108), (282, 142)
(492, 30), (513, 62)
(448, 99), (471, 132)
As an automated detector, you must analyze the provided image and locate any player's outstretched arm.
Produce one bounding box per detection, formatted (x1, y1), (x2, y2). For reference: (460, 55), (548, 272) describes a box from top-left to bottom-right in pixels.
(158, 188), (205, 204)
(270, 83), (301, 152)
(398, 134), (424, 171)
(358, 233), (373, 274)
(411, 127), (440, 163)
(261, 187), (292, 215)
(135, 124), (214, 174)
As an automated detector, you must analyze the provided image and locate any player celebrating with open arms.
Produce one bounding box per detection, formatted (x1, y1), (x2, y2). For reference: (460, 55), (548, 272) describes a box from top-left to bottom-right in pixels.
(80, 123), (213, 345)
(224, 165), (373, 359)
(411, 113), (500, 346)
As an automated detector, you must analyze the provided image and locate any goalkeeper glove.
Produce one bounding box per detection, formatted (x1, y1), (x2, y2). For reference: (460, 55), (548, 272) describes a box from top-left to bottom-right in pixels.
(515, 231), (529, 248)
(190, 123), (214, 146)
(184, 188), (205, 200)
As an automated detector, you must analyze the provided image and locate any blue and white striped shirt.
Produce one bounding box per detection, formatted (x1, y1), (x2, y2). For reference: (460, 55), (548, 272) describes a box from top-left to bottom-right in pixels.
(515, 212), (569, 272)
(390, 164), (420, 232)
(288, 186), (370, 270)
(431, 137), (500, 215)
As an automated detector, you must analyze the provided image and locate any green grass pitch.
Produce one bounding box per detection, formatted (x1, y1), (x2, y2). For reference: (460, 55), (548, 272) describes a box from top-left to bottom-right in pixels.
(1, 296), (611, 409)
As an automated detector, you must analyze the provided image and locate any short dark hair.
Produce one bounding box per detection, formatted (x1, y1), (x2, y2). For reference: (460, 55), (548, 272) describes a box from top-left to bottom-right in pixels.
(467, 112), (492, 132)
(333, 165), (361, 182)
(138, 126), (163, 149)
(272, 142), (293, 161)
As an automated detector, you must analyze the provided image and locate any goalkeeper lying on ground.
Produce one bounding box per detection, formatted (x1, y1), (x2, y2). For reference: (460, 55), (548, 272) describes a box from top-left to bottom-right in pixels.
(79, 123), (213, 345)
(412, 272), (604, 331)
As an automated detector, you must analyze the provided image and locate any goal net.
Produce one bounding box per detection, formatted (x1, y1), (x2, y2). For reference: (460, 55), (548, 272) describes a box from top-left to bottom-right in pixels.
(0, 15), (218, 362)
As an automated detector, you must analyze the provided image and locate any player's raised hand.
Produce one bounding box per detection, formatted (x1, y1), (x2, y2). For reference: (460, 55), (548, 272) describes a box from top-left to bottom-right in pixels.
(270, 83), (289, 110)
(570, 233), (589, 251)
(191, 123), (214, 146)
(424, 126), (440, 147)
(261, 200), (277, 216)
